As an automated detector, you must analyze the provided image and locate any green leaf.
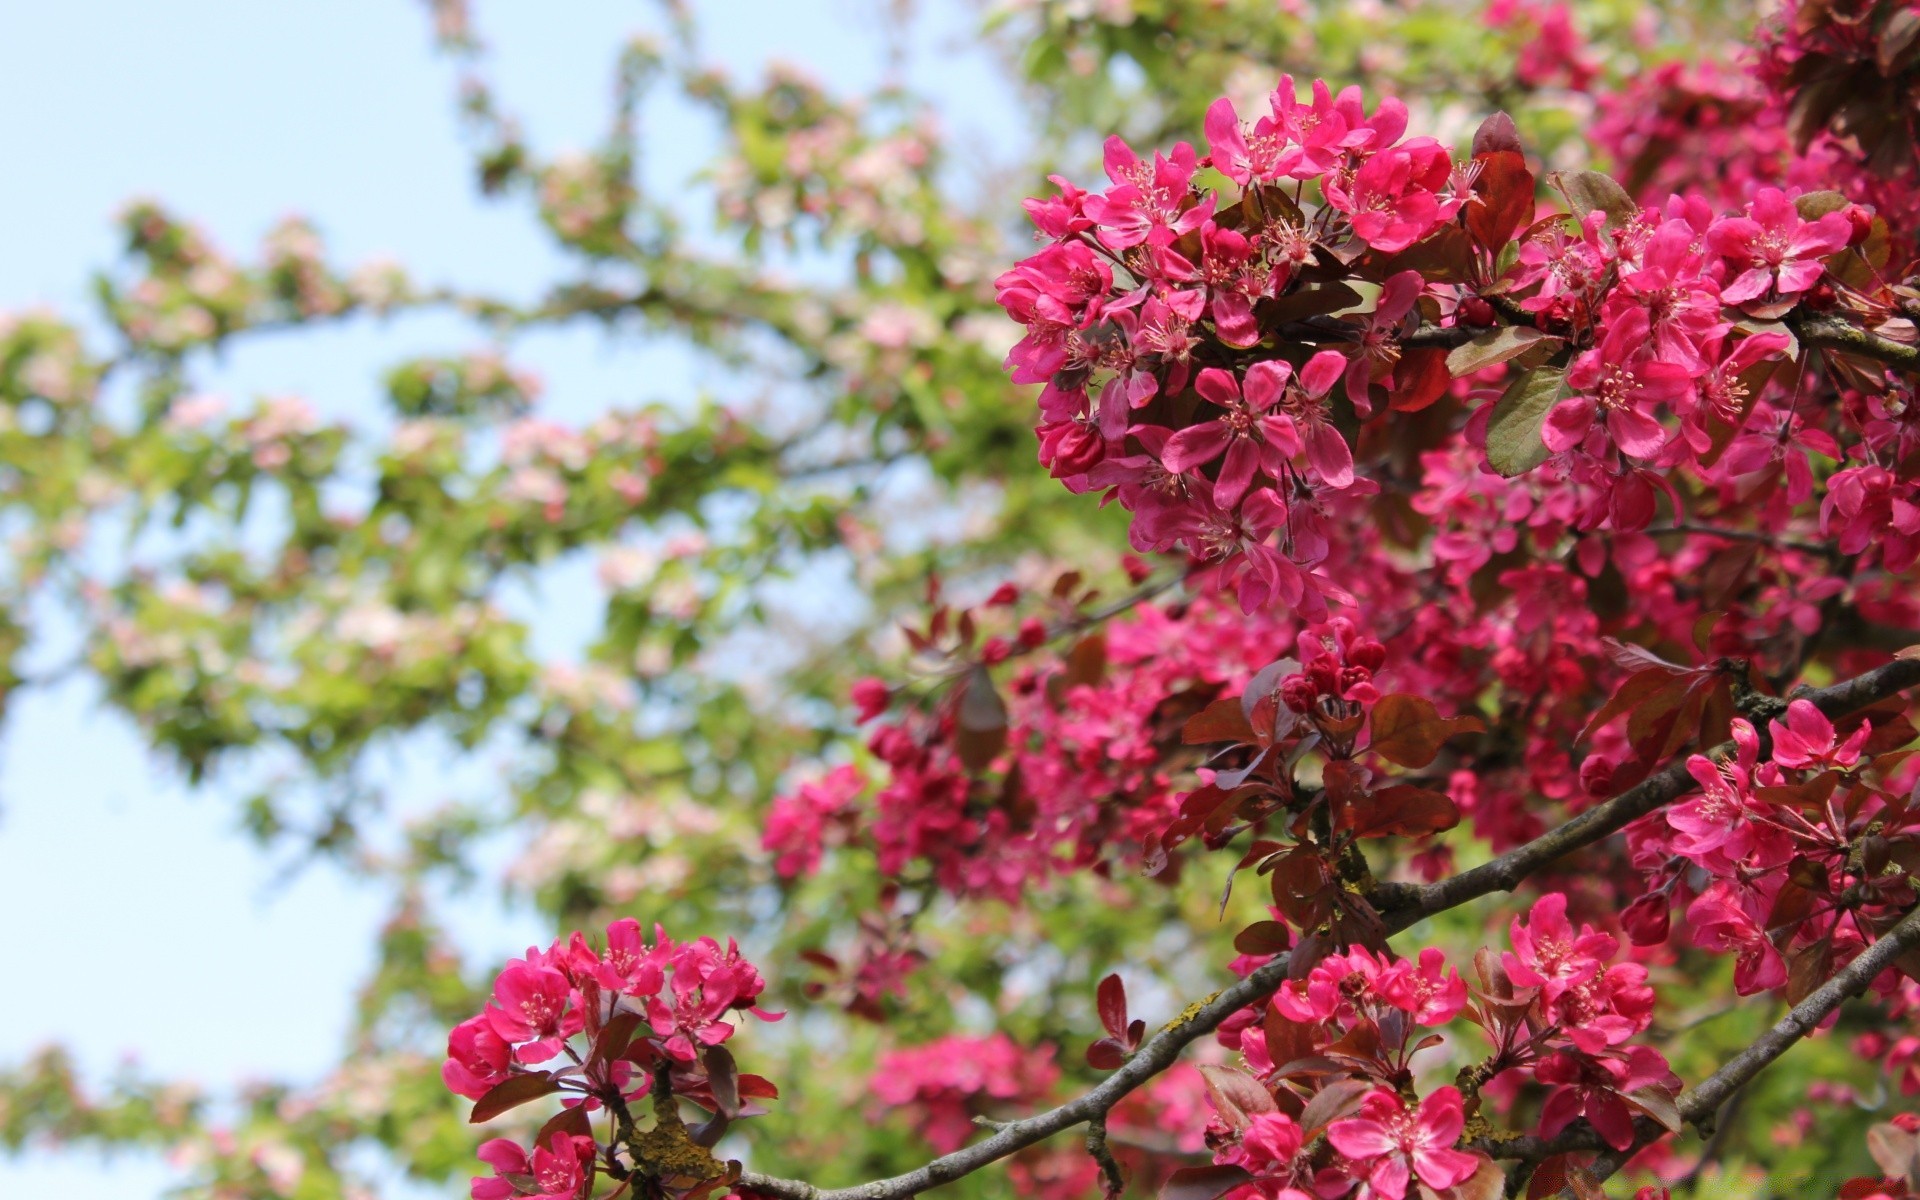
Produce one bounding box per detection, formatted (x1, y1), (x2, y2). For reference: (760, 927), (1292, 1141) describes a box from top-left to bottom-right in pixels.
(1794, 190), (1851, 220)
(1553, 169), (1637, 231)
(1484, 366), (1569, 476)
(1445, 326), (1560, 377)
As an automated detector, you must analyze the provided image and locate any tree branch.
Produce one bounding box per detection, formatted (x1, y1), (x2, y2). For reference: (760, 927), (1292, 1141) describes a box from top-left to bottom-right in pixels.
(1792, 312), (1920, 371)
(740, 655), (1920, 1200)
(1373, 654), (1920, 925)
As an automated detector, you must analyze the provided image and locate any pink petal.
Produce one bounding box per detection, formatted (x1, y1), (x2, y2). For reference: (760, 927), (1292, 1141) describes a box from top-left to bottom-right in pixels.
(1215, 439), (1261, 508)
(1606, 405), (1668, 458)
(1243, 359), (1293, 410)
(1327, 1118), (1396, 1158)
(1161, 421), (1230, 473)
(1194, 367), (1241, 408)
(1301, 349), (1347, 398)
(1540, 396), (1595, 453)
(1306, 422), (1355, 489)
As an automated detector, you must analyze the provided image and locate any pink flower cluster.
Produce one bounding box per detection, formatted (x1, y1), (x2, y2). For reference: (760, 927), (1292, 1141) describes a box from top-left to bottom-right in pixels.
(1623, 700), (1920, 1002)
(1201, 894), (1673, 1192)
(446, 921), (779, 1200)
(870, 1034), (1062, 1154)
(995, 77), (1471, 616)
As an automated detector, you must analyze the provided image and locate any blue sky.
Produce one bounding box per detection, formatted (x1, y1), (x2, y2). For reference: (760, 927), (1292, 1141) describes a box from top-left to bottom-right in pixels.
(0, 1), (1021, 1194)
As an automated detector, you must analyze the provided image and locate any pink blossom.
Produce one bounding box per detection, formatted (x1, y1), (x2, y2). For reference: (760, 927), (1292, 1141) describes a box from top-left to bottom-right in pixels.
(1323, 139), (1455, 253)
(1706, 187), (1850, 305)
(1327, 1087), (1482, 1199)
(1382, 947), (1468, 1025)
(470, 1134), (594, 1200)
(1688, 881), (1788, 995)
(1769, 698), (1870, 771)
(1161, 364), (1303, 508)
(442, 1015), (512, 1101)
(485, 959), (580, 1064)
(1504, 892), (1616, 1003)
(1548, 312), (1692, 459)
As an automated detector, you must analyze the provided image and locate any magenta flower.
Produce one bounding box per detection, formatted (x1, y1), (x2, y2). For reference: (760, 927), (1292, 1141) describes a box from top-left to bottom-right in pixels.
(1669, 719), (1772, 870)
(485, 960), (580, 1064)
(1161, 363), (1303, 508)
(1323, 139), (1454, 253)
(1687, 881), (1787, 995)
(1503, 892), (1616, 1003)
(1548, 312), (1692, 459)
(1082, 137), (1211, 249)
(1768, 698), (1871, 771)
(1204, 96), (1290, 186)
(1152, 221), (1274, 348)
(1272, 944), (1397, 1024)
(1341, 270), (1425, 418)
(442, 1014), (512, 1101)
(1609, 219), (1727, 370)
(1706, 187), (1850, 305)
(1267, 76), (1358, 179)
(1293, 349), (1358, 489)
(1327, 1087), (1482, 1200)
(1534, 1046), (1674, 1151)
(1382, 947), (1468, 1026)
(470, 1133), (594, 1200)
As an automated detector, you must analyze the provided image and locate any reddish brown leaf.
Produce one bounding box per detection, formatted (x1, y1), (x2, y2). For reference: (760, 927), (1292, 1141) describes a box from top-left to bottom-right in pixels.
(1097, 973), (1128, 1039)
(535, 1103), (594, 1148)
(1787, 938), (1835, 1005)
(1467, 149), (1534, 252)
(1340, 785), (1461, 839)
(954, 664), (1008, 772)
(1390, 347), (1450, 412)
(1234, 920), (1293, 956)
(1369, 693), (1484, 769)
(1198, 1064), (1277, 1130)
(1264, 1004), (1318, 1068)
(1447, 1156), (1505, 1200)
(1624, 1085), (1683, 1134)
(1577, 667), (1677, 743)
(1472, 112), (1523, 156)
(1270, 852), (1333, 929)
(470, 1073), (561, 1123)
(1184, 695), (1257, 745)
(1087, 1038), (1128, 1070)
(1297, 1078), (1373, 1133)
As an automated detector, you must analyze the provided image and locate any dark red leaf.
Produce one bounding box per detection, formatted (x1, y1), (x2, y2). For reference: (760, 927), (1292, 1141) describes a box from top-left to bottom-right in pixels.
(1297, 1078), (1373, 1133)
(1471, 111), (1523, 156)
(1369, 693), (1484, 768)
(1097, 973), (1129, 1039)
(470, 1073), (561, 1124)
(1184, 695), (1257, 745)
(955, 665), (1009, 772)
(1339, 785), (1461, 839)
(1233, 920), (1293, 956)
(1198, 1065), (1277, 1130)
(1086, 1038), (1128, 1070)
(535, 1103), (594, 1149)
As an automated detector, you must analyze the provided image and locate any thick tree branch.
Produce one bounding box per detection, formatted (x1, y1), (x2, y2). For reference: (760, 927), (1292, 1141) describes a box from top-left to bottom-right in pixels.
(1792, 312), (1920, 371)
(740, 655), (1920, 1200)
